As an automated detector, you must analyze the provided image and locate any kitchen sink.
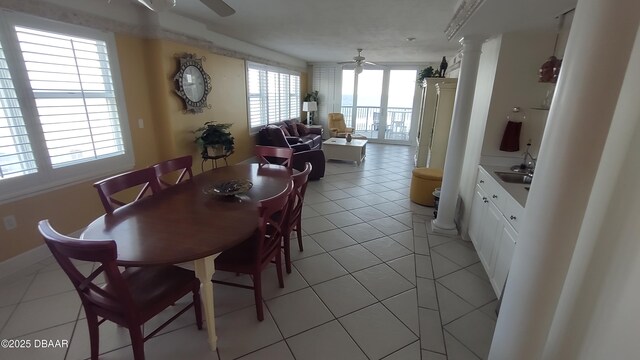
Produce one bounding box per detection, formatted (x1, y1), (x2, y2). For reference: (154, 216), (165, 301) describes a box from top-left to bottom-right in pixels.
(495, 171), (533, 184)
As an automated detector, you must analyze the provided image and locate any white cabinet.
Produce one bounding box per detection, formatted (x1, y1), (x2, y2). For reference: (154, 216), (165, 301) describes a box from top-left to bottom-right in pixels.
(468, 185), (487, 245)
(415, 78), (457, 167)
(468, 166), (523, 295)
(493, 222), (517, 292)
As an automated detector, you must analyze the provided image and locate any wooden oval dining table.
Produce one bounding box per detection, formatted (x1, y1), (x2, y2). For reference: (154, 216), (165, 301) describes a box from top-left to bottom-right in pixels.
(82, 163), (294, 351)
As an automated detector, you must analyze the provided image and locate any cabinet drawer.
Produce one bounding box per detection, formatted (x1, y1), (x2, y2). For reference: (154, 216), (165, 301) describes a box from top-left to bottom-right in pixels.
(505, 198), (524, 233)
(477, 169), (505, 212)
(477, 168), (493, 191)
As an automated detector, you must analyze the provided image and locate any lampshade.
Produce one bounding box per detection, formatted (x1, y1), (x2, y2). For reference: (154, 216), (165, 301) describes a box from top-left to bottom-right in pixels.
(303, 101), (317, 112)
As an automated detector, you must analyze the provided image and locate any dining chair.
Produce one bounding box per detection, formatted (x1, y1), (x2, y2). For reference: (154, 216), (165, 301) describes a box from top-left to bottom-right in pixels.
(255, 145), (294, 168)
(93, 167), (161, 214)
(38, 220), (202, 360)
(213, 180), (293, 321)
(152, 155), (193, 189)
(283, 162), (312, 273)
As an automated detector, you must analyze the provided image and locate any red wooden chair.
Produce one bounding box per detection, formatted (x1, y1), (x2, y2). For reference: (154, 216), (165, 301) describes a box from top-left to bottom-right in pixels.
(152, 155), (193, 189)
(38, 220), (202, 360)
(283, 162), (312, 273)
(213, 180), (293, 321)
(255, 145), (294, 168)
(93, 167), (161, 214)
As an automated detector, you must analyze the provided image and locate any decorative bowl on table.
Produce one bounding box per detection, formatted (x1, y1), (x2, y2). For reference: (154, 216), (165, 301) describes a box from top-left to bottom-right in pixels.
(203, 179), (253, 197)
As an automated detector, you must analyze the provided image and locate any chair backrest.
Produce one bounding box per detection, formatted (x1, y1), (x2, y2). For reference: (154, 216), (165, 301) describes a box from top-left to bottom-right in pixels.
(152, 155), (193, 188)
(255, 145), (294, 168)
(93, 167), (161, 214)
(38, 220), (135, 316)
(288, 162), (312, 227)
(328, 113), (347, 131)
(255, 180), (293, 266)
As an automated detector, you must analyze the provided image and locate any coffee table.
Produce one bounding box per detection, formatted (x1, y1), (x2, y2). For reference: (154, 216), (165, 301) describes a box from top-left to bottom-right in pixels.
(323, 137), (367, 165)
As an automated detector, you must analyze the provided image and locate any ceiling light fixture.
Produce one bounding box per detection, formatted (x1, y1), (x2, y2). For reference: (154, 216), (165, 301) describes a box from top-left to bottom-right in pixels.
(406, 37), (416, 42)
(137, 0), (176, 12)
(538, 8), (574, 83)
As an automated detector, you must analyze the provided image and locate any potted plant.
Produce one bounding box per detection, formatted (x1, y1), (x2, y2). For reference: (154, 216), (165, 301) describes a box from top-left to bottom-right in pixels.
(417, 66), (436, 84)
(193, 121), (235, 159)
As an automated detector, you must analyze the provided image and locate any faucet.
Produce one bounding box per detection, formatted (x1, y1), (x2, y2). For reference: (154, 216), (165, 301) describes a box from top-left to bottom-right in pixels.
(511, 141), (536, 175)
(522, 141), (536, 174)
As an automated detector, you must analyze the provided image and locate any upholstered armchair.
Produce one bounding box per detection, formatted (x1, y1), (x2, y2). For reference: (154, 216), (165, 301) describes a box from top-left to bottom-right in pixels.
(328, 113), (353, 138)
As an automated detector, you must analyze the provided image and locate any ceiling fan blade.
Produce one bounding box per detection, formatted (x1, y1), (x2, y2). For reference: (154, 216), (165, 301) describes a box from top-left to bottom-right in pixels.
(200, 0), (236, 17)
(364, 61), (377, 66)
(337, 61), (356, 64)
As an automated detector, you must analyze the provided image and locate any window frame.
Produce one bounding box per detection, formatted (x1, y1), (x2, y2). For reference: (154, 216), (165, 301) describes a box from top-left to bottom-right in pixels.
(0, 11), (134, 204)
(245, 61), (301, 133)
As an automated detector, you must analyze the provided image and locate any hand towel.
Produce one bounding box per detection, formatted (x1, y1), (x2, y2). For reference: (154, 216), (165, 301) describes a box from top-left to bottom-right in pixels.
(500, 121), (522, 152)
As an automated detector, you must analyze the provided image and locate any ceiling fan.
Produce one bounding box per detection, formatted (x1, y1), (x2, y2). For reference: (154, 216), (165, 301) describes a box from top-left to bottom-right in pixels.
(338, 49), (377, 73)
(136, 0), (235, 17)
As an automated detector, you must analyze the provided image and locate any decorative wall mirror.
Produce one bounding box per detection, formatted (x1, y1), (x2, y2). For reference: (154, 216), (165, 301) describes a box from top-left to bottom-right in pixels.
(173, 53), (212, 113)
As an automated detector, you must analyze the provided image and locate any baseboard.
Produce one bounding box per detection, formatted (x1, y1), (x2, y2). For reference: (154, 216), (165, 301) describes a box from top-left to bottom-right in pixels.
(0, 243), (50, 280)
(239, 156), (257, 164)
(0, 227), (85, 280)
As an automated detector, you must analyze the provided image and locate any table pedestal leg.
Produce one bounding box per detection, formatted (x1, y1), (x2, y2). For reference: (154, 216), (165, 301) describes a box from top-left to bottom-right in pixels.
(194, 254), (219, 350)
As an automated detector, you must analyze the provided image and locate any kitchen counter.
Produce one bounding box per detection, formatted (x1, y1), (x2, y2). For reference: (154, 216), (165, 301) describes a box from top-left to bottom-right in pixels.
(480, 165), (530, 207)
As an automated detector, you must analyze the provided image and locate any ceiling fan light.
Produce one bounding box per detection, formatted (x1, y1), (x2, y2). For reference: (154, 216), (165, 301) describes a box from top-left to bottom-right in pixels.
(355, 65), (363, 75)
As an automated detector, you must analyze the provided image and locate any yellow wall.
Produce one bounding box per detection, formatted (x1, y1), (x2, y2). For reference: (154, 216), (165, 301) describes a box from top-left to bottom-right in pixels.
(148, 39), (254, 171)
(0, 33), (296, 262)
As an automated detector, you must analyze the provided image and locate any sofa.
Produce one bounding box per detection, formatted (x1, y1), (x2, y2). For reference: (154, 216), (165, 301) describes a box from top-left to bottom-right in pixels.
(257, 119), (325, 180)
(259, 119), (323, 150)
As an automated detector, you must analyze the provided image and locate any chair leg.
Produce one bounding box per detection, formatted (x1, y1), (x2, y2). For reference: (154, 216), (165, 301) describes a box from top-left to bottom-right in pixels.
(283, 231), (292, 274)
(253, 272), (264, 321)
(85, 310), (100, 360)
(275, 251), (284, 289)
(193, 287), (203, 330)
(296, 218), (304, 251)
(129, 325), (145, 360)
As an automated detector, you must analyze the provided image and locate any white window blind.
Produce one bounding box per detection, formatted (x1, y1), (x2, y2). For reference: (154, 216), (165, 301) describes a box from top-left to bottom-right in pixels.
(246, 62), (300, 129)
(16, 26), (125, 168)
(0, 39), (37, 179)
(0, 11), (133, 203)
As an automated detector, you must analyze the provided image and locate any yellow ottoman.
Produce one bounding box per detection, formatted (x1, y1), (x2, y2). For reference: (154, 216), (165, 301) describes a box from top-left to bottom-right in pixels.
(410, 168), (443, 206)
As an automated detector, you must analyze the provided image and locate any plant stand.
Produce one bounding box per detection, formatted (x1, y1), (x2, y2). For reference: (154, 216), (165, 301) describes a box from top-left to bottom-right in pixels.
(201, 150), (233, 172)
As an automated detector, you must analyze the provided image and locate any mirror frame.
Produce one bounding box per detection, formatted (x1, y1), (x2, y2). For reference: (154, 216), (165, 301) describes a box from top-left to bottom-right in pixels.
(173, 53), (212, 113)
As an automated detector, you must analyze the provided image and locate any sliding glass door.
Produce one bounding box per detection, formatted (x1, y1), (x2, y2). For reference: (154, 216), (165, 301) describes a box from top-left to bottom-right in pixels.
(341, 67), (420, 144)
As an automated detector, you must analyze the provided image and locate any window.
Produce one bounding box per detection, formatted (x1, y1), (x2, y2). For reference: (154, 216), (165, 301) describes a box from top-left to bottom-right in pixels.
(246, 62), (300, 130)
(0, 12), (133, 202)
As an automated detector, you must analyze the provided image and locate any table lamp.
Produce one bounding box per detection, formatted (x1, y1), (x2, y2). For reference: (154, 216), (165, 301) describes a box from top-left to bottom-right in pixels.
(302, 101), (317, 124)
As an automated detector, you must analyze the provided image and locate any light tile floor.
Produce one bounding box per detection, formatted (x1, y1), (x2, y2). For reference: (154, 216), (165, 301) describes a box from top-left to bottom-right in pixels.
(0, 143), (498, 360)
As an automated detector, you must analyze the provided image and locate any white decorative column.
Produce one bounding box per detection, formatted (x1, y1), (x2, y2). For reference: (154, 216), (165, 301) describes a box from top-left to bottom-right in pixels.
(432, 36), (484, 235)
(489, 0), (640, 358)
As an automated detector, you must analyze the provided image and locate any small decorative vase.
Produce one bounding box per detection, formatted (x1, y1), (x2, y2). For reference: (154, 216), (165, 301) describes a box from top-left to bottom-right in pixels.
(346, 133), (353, 143)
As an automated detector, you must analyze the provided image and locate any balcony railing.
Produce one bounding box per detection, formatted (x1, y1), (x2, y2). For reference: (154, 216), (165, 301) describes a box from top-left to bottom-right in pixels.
(340, 106), (412, 140)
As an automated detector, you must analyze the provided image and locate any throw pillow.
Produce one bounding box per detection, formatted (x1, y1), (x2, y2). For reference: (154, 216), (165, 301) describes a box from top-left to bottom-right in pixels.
(285, 120), (299, 137)
(295, 123), (309, 136)
(279, 125), (290, 136)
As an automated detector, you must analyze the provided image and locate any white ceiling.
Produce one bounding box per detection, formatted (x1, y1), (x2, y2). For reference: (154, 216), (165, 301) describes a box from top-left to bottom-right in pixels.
(170, 0), (461, 64)
(135, 0), (579, 65)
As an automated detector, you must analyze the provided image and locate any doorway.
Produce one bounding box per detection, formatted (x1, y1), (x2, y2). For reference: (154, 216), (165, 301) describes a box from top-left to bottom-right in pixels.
(340, 68), (420, 144)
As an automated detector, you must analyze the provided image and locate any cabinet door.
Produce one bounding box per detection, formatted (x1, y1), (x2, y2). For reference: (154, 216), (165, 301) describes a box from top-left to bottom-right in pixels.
(480, 200), (502, 277)
(468, 185), (487, 248)
(493, 222), (517, 295)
